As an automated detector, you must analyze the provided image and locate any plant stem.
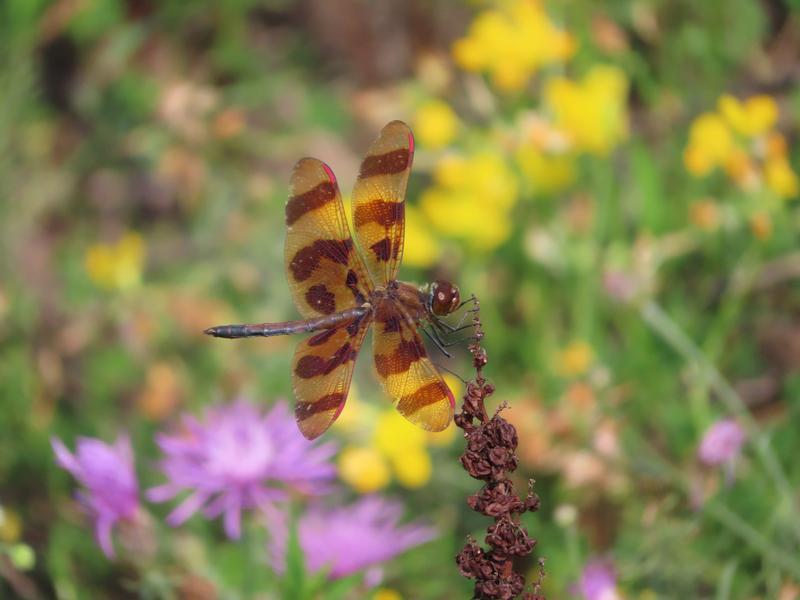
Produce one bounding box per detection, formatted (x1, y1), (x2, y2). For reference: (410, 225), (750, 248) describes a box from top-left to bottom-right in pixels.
(625, 434), (800, 581)
(454, 297), (543, 599)
(640, 300), (800, 541)
(704, 502), (800, 580)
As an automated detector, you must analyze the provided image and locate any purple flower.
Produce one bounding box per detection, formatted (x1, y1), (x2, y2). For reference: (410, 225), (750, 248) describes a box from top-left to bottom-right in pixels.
(575, 559), (619, 600)
(266, 496), (436, 581)
(698, 418), (746, 467)
(147, 400), (336, 539)
(51, 434), (139, 558)
(602, 270), (639, 303)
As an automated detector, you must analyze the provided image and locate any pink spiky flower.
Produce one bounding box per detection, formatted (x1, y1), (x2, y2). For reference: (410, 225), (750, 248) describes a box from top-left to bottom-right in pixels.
(698, 418), (746, 467)
(266, 496), (436, 582)
(51, 434), (139, 558)
(147, 399), (337, 539)
(576, 559), (620, 600)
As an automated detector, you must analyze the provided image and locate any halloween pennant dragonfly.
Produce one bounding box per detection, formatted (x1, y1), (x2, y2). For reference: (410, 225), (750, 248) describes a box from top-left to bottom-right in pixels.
(205, 121), (466, 440)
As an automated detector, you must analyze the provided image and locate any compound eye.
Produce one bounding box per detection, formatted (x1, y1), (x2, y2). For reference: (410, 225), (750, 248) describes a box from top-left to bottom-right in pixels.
(431, 280), (460, 316)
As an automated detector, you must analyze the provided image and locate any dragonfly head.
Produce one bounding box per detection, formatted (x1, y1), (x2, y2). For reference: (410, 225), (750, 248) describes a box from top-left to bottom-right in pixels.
(429, 280), (461, 316)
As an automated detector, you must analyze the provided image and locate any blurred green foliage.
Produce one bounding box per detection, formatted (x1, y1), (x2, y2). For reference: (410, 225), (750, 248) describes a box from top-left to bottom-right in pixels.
(2, 0), (800, 598)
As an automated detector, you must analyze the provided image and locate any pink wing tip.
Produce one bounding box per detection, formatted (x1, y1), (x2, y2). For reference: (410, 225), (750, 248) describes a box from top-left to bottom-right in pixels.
(321, 162), (337, 185)
(407, 130), (415, 154)
(445, 382), (456, 410)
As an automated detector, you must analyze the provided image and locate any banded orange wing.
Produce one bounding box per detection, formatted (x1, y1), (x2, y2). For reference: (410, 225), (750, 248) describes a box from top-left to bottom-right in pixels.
(372, 301), (455, 431)
(292, 312), (372, 439)
(351, 120), (414, 286)
(285, 158), (373, 318)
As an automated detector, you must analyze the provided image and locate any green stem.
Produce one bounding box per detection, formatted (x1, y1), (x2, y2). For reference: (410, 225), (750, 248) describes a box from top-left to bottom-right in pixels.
(704, 502), (800, 580)
(243, 520), (255, 600)
(623, 437), (800, 581)
(640, 300), (800, 541)
(714, 559), (737, 600)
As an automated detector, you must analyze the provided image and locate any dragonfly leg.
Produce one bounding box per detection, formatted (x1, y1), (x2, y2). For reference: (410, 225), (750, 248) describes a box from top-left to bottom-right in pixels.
(431, 360), (468, 385)
(434, 294), (480, 332)
(422, 326), (452, 359)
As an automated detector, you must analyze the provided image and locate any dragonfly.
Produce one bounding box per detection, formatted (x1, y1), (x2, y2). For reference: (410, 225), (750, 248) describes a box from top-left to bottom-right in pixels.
(205, 121), (471, 440)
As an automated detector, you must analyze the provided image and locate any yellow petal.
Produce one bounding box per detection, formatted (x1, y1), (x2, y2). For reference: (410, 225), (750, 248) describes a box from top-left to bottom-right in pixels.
(719, 94), (778, 137)
(516, 145), (576, 194)
(390, 447), (432, 488)
(85, 233), (145, 291)
(765, 157), (799, 199)
(373, 410), (426, 458)
(414, 100), (459, 149)
(556, 340), (594, 377)
(375, 589), (403, 600)
(451, 0), (575, 92)
(544, 65), (628, 155)
(684, 113), (735, 175)
(0, 507), (22, 543)
(337, 446), (391, 493)
(402, 205), (441, 268)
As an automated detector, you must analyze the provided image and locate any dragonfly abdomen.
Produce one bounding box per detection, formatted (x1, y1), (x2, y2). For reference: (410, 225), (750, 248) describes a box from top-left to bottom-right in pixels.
(204, 305), (370, 339)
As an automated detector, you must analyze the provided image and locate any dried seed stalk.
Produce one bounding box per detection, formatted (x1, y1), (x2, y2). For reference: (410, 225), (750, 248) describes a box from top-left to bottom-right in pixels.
(454, 299), (544, 600)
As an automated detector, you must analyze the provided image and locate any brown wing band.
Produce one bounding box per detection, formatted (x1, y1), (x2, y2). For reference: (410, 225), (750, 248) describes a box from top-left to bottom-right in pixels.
(285, 181), (337, 225)
(359, 149), (411, 177)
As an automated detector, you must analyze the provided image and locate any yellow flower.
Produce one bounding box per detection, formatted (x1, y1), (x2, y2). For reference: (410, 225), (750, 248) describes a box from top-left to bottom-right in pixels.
(338, 392), (452, 491)
(443, 372), (464, 400)
(421, 152), (518, 249)
(333, 384), (374, 433)
(683, 113), (736, 176)
(0, 506), (22, 543)
(374, 411), (427, 458)
(765, 156), (799, 199)
(414, 100), (459, 149)
(516, 145), (576, 194)
(763, 133), (797, 198)
(684, 94), (794, 198)
(337, 446), (391, 493)
(452, 0), (576, 92)
(556, 340), (594, 377)
(403, 205), (441, 268)
(543, 65), (629, 155)
(367, 410), (436, 489)
(723, 147), (758, 189)
(85, 232), (145, 291)
(374, 589), (403, 600)
(389, 447), (432, 489)
(718, 94), (778, 138)
(427, 422), (458, 447)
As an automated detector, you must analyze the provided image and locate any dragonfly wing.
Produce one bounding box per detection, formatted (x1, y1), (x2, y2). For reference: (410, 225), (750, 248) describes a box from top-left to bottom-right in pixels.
(372, 302), (454, 431)
(292, 312), (372, 439)
(285, 158), (373, 319)
(351, 120), (414, 286)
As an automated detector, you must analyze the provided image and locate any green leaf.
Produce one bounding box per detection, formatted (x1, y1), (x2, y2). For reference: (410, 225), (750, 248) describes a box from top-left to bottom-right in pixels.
(320, 574), (362, 600)
(68, 0), (125, 43)
(281, 514), (307, 600)
(630, 142), (666, 233)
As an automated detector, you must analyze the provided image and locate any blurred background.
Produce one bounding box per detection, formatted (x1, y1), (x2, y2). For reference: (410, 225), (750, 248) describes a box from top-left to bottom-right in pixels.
(2, 0), (800, 598)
